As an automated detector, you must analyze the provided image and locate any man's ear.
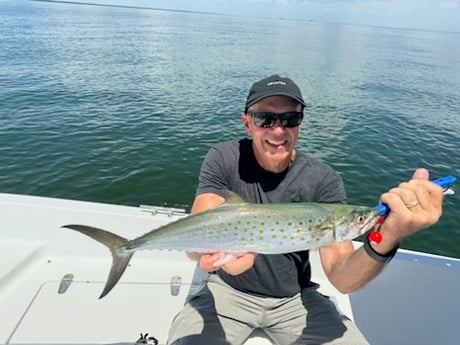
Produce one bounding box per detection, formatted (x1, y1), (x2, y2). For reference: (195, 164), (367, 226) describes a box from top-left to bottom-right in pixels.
(241, 113), (251, 134)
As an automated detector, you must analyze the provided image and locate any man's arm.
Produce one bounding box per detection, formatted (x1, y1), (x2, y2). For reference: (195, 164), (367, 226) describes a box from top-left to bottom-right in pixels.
(186, 193), (257, 275)
(319, 168), (444, 293)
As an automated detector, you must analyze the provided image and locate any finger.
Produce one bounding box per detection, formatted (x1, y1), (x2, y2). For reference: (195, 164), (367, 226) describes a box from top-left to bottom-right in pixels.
(385, 184), (419, 211)
(222, 253), (256, 275)
(407, 179), (444, 209)
(387, 181), (443, 225)
(391, 179), (443, 210)
(411, 168), (429, 180)
(406, 182), (443, 224)
(396, 182), (427, 209)
(200, 252), (225, 271)
(379, 192), (411, 224)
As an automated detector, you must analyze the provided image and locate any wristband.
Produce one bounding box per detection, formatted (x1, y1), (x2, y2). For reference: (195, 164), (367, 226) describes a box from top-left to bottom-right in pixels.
(363, 235), (399, 264)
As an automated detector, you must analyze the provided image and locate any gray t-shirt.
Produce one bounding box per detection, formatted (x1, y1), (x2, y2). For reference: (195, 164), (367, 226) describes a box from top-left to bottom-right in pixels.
(196, 139), (346, 297)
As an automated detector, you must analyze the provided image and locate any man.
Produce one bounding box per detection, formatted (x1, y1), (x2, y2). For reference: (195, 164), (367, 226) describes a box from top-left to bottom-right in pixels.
(167, 75), (443, 345)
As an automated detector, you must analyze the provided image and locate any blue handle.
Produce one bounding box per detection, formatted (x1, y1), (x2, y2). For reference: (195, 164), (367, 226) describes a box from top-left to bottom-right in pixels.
(375, 175), (457, 216)
(431, 175), (457, 189)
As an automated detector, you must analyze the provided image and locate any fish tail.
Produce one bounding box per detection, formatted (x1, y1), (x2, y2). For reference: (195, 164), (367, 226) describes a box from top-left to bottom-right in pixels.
(62, 224), (134, 299)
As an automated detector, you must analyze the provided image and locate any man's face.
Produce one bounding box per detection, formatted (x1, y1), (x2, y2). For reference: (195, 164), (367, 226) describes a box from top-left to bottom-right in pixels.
(242, 95), (302, 172)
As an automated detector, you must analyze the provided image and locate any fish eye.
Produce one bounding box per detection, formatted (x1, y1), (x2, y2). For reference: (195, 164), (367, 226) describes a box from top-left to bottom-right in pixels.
(357, 215), (366, 223)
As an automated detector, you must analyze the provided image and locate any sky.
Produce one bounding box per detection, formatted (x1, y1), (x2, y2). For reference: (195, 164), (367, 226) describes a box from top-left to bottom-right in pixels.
(58, 0), (460, 32)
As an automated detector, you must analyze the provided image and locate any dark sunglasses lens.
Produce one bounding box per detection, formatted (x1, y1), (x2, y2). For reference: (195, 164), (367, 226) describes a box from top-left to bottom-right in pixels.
(253, 113), (276, 128)
(281, 112), (303, 128)
(250, 112), (303, 128)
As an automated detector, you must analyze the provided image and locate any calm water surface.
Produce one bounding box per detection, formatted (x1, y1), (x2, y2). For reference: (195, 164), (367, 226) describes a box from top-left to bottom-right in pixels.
(0, 0), (459, 257)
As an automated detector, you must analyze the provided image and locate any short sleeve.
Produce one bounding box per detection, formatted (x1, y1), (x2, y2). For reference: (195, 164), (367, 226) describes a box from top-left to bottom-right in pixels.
(195, 142), (237, 198)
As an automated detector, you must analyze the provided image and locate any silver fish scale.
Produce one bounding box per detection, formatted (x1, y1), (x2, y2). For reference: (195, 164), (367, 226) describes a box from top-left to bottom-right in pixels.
(123, 203), (371, 254)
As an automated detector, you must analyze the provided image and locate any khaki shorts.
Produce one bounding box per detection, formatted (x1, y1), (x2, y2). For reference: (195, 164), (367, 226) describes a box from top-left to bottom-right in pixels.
(167, 274), (368, 345)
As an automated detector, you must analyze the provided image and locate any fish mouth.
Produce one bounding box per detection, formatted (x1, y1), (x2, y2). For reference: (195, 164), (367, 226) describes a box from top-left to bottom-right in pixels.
(360, 210), (380, 234)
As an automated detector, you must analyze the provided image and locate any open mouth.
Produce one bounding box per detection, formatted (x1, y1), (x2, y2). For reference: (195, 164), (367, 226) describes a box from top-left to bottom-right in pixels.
(265, 139), (288, 149)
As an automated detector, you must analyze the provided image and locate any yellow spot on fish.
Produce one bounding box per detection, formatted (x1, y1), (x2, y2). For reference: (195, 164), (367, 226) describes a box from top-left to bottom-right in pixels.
(259, 229), (264, 234)
(259, 236), (264, 241)
(272, 234), (277, 239)
(296, 229), (301, 234)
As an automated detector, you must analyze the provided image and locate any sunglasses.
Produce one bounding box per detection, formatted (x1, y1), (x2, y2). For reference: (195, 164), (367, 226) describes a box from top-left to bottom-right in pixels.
(247, 111), (304, 128)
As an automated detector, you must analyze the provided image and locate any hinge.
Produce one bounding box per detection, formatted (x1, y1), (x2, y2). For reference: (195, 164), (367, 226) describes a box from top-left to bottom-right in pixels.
(139, 205), (187, 218)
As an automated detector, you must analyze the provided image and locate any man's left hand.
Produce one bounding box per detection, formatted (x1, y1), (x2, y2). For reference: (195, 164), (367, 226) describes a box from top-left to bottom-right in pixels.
(377, 168), (444, 250)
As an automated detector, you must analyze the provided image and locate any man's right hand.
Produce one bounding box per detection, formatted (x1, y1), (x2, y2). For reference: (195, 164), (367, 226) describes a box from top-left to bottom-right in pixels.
(199, 252), (257, 275)
(187, 192), (256, 275)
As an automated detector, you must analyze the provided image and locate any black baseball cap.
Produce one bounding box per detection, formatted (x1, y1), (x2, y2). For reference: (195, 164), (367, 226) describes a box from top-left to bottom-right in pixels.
(245, 75), (306, 112)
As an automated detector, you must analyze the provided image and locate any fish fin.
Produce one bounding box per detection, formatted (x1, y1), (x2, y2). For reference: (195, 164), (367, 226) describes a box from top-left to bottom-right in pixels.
(222, 190), (246, 204)
(62, 224), (134, 299)
(212, 251), (247, 266)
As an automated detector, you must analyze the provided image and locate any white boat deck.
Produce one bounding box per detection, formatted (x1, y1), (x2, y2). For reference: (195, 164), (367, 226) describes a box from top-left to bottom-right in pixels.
(1, 193), (459, 345)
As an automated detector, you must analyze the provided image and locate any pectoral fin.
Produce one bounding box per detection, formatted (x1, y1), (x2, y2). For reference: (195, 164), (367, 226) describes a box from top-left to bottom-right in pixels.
(212, 251), (248, 266)
(222, 190), (247, 204)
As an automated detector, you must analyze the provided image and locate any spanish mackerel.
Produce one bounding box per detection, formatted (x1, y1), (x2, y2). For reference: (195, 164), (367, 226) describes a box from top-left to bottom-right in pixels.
(63, 191), (379, 298)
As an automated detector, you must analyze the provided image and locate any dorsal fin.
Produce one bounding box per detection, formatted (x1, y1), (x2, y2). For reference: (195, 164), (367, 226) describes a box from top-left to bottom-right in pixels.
(223, 190), (247, 204)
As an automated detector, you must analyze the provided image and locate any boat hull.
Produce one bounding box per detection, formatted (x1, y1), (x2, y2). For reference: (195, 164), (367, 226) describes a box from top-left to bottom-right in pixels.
(0, 193), (458, 345)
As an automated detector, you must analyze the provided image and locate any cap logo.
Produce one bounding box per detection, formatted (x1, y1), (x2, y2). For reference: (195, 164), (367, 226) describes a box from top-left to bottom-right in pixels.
(267, 81), (286, 86)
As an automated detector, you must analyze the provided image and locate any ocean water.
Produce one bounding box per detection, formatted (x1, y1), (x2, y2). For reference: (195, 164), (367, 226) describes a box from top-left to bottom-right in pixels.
(1, 0), (459, 257)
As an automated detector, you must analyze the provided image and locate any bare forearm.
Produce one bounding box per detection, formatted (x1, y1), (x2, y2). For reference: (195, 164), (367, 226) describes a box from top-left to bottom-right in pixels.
(323, 245), (387, 293)
(321, 227), (401, 293)
(321, 171), (443, 294)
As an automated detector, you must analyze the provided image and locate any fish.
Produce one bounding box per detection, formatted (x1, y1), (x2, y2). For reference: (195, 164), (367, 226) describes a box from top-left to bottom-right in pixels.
(63, 191), (379, 298)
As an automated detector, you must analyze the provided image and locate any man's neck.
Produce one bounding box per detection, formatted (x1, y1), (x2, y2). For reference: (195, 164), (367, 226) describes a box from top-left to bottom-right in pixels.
(255, 149), (296, 174)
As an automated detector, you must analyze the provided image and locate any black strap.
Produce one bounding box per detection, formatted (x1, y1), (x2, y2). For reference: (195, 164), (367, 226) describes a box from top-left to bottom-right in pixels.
(363, 235), (399, 264)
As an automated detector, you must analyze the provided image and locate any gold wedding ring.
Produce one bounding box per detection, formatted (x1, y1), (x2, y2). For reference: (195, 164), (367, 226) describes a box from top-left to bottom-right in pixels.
(405, 201), (418, 209)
